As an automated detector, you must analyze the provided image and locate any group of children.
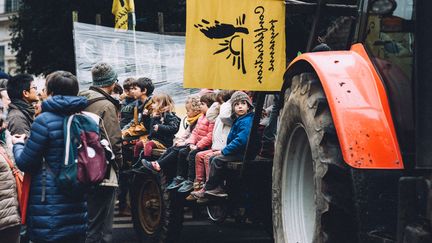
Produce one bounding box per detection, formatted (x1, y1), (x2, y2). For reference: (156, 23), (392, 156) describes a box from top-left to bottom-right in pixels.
(119, 77), (254, 201)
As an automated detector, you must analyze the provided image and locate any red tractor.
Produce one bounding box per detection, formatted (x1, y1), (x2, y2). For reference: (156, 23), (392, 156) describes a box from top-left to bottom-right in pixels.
(130, 0), (432, 242)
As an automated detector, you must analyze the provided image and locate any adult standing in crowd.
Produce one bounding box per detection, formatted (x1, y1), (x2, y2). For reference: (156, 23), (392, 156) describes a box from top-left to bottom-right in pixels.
(6, 74), (38, 137)
(79, 62), (123, 243)
(0, 75), (18, 243)
(12, 71), (88, 242)
(0, 144), (20, 243)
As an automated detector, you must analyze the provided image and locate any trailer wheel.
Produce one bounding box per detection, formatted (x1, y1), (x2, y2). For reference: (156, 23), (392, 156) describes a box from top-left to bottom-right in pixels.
(207, 203), (227, 224)
(131, 172), (184, 243)
(272, 73), (358, 243)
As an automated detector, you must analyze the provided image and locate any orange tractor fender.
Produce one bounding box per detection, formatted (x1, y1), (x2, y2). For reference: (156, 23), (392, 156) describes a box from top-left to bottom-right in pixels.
(283, 43), (403, 169)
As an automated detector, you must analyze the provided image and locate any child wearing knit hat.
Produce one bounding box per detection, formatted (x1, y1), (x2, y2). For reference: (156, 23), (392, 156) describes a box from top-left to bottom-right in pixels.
(203, 91), (254, 199)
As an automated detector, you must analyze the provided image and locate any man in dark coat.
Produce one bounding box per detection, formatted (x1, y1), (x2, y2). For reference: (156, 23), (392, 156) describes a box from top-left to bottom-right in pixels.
(79, 62), (123, 243)
(6, 74), (39, 136)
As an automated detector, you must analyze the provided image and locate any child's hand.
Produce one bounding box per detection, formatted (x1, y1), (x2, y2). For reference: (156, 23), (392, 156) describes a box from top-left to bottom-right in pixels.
(175, 141), (185, 147)
(189, 144), (197, 150)
(153, 124), (159, 132)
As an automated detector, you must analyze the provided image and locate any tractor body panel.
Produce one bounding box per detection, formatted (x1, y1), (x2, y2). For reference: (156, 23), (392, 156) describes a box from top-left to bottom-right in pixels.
(287, 43), (403, 169)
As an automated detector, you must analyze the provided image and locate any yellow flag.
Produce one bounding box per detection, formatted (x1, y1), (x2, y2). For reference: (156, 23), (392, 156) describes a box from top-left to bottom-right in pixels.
(112, 0), (135, 30)
(184, 0), (286, 91)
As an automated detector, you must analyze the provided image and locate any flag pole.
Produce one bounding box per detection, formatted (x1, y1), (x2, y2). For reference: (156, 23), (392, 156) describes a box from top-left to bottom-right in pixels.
(132, 12), (138, 77)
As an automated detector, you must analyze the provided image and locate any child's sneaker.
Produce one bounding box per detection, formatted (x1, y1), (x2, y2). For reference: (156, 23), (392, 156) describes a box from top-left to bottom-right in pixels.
(205, 187), (228, 198)
(185, 194), (196, 201)
(187, 183), (204, 201)
(193, 181), (204, 190)
(191, 188), (205, 199)
(178, 180), (194, 193)
(167, 176), (185, 190)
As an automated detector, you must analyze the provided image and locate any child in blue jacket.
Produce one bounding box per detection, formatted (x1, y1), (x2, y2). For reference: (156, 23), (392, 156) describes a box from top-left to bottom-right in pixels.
(203, 91), (254, 198)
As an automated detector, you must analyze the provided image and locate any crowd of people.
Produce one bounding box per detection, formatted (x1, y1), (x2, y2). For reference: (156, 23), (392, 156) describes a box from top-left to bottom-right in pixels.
(0, 62), (279, 243)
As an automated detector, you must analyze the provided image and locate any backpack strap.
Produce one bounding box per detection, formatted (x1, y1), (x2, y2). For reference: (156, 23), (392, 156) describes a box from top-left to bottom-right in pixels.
(41, 115), (74, 202)
(86, 97), (106, 107)
(42, 114), (76, 203)
(89, 86), (121, 110)
(100, 121), (115, 161)
(1, 147), (18, 173)
(64, 115), (75, 166)
(0, 147), (23, 187)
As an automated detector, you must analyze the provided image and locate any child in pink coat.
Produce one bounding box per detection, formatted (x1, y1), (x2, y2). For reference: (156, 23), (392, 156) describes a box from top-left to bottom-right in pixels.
(188, 90), (234, 200)
(167, 92), (217, 193)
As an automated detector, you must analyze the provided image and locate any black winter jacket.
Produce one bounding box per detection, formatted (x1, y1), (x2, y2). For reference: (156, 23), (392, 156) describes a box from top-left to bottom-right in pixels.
(120, 98), (136, 129)
(144, 112), (180, 147)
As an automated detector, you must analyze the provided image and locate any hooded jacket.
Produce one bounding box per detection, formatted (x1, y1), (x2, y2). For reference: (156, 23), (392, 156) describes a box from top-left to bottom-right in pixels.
(79, 87), (123, 171)
(221, 112), (254, 156)
(206, 102), (220, 123)
(211, 101), (232, 151)
(13, 96), (88, 242)
(120, 97), (136, 129)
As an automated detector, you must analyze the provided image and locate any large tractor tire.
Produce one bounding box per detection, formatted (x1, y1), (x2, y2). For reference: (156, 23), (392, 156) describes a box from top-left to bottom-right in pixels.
(131, 172), (184, 243)
(272, 73), (358, 243)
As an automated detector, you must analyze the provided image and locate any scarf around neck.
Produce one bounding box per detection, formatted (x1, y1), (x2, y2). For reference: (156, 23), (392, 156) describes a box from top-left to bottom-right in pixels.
(187, 113), (201, 125)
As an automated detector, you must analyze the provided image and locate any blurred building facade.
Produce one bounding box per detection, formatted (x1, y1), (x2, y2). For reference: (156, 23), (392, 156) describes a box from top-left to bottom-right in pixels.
(0, 0), (19, 74)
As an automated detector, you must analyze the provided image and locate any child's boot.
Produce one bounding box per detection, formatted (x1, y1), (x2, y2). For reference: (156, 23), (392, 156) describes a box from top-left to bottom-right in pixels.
(186, 182), (203, 201)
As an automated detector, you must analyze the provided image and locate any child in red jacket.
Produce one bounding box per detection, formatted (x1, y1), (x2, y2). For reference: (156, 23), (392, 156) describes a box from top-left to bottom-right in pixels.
(167, 92), (217, 193)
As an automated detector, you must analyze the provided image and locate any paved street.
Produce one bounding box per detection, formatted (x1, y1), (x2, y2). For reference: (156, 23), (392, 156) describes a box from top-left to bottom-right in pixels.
(113, 205), (273, 243)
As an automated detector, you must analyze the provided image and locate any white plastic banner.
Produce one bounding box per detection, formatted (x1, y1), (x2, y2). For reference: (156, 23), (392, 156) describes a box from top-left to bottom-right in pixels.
(73, 22), (194, 102)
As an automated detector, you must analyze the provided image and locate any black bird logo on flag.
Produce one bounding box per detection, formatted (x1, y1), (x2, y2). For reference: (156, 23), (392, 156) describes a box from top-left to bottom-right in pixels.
(194, 14), (249, 74)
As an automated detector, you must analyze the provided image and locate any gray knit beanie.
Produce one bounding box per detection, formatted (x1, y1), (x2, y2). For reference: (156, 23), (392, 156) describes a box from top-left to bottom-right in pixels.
(91, 62), (118, 87)
(230, 91), (253, 111)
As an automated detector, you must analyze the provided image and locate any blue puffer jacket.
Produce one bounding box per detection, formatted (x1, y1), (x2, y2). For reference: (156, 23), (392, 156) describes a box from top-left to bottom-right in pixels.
(222, 112), (254, 156)
(13, 96), (88, 242)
